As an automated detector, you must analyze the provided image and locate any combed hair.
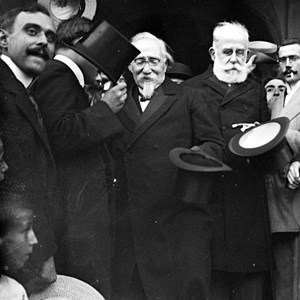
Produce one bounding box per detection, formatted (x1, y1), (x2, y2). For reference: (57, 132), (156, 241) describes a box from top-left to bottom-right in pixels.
(130, 32), (174, 66)
(0, 3), (50, 33)
(55, 16), (93, 49)
(212, 21), (249, 48)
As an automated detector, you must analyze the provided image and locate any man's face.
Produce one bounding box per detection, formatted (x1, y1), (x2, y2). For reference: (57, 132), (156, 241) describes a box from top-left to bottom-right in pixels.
(278, 44), (300, 85)
(129, 38), (167, 98)
(1, 208), (38, 270)
(211, 35), (248, 83)
(0, 139), (8, 181)
(1, 11), (56, 76)
(264, 78), (287, 110)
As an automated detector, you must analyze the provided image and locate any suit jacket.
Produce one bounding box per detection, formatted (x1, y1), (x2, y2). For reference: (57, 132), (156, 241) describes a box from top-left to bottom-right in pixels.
(266, 84), (300, 233)
(31, 59), (125, 298)
(185, 68), (272, 273)
(112, 77), (224, 300)
(0, 59), (57, 266)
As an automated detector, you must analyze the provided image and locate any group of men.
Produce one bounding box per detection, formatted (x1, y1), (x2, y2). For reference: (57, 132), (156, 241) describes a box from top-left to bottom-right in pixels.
(1, 3), (300, 300)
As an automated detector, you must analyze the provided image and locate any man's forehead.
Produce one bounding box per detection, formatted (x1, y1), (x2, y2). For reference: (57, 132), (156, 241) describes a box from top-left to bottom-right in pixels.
(278, 44), (300, 57)
(134, 38), (163, 57)
(14, 11), (55, 32)
(216, 36), (247, 49)
(265, 79), (285, 87)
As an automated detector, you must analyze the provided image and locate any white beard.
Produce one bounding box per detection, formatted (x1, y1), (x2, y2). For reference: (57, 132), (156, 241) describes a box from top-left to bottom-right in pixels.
(213, 57), (248, 84)
(141, 81), (155, 99)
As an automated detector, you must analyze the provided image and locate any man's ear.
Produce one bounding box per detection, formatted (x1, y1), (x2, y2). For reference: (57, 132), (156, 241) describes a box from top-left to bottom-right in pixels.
(128, 63), (133, 73)
(0, 29), (9, 49)
(209, 47), (215, 61)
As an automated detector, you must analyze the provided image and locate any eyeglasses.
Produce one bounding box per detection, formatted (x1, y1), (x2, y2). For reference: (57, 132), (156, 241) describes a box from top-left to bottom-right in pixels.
(278, 55), (300, 64)
(133, 57), (161, 67)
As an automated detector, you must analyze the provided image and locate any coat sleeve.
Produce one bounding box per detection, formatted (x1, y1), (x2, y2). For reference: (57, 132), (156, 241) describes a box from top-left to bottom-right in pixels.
(188, 87), (225, 160)
(32, 65), (125, 155)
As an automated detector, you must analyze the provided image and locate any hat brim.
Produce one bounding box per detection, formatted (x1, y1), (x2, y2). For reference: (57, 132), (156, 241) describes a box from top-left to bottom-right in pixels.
(249, 41), (277, 53)
(169, 147), (232, 172)
(229, 117), (290, 157)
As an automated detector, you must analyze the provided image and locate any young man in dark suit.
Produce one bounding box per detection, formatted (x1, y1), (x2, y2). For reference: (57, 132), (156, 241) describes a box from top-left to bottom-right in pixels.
(31, 17), (129, 298)
(0, 3), (58, 294)
(111, 32), (225, 300)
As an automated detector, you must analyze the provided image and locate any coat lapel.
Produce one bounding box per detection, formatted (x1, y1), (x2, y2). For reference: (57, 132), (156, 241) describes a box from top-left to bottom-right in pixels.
(122, 78), (177, 150)
(0, 60), (52, 154)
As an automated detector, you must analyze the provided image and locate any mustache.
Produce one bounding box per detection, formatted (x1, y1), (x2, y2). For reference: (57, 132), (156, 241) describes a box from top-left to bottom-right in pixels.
(283, 69), (298, 76)
(27, 46), (51, 60)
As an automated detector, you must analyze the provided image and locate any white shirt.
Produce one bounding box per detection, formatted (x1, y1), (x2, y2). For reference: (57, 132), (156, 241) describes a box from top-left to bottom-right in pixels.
(285, 80), (300, 106)
(54, 54), (85, 87)
(1, 54), (32, 88)
(0, 275), (28, 300)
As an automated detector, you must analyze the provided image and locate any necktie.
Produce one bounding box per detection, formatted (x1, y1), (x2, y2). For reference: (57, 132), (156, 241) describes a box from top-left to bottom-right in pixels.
(27, 91), (44, 129)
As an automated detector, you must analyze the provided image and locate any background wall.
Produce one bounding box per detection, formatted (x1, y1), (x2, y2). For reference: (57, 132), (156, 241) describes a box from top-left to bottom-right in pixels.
(0, 0), (299, 76)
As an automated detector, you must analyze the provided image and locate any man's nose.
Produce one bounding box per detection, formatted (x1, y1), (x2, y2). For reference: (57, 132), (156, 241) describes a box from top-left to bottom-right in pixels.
(230, 52), (237, 63)
(285, 57), (292, 67)
(273, 89), (280, 96)
(37, 32), (48, 45)
(28, 228), (38, 246)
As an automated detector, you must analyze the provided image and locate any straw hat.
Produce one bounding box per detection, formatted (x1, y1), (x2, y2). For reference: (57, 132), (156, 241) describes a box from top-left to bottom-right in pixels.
(29, 275), (105, 300)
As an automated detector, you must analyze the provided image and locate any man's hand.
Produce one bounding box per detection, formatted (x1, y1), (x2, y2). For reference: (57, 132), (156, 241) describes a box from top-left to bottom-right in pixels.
(245, 54), (257, 74)
(101, 81), (127, 113)
(287, 161), (300, 189)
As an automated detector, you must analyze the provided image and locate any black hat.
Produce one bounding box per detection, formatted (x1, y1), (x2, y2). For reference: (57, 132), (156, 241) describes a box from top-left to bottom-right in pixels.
(167, 62), (193, 80)
(169, 147), (231, 172)
(68, 20), (140, 83)
(229, 117), (293, 173)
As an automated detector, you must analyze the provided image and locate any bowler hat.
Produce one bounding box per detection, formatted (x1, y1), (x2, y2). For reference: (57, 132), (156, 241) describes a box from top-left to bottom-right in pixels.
(167, 62), (193, 80)
(67, 20), (140, 83)
(169, 147), (231, 172)
(229, 117), (293, 173)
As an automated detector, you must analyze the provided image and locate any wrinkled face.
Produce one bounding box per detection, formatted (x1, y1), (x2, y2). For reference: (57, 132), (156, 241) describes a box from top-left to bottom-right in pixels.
(264, 78), (287, 102)
(211, 33), (248, 83)
(129, 38), (167, 90)
(0, 11), (56, 76)
(278, 44), (300, 85)
(0, 139), (8, 181)
(1, 208), (38, 270)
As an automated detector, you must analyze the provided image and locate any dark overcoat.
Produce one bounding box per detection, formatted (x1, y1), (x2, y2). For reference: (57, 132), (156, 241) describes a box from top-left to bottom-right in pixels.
(31, 59), (125, 298)
(0, 59), (57, 267)
(112, 77), (225, 300)
(185, 68), (272, 273)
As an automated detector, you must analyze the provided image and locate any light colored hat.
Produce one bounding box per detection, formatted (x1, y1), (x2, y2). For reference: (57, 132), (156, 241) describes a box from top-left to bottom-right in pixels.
(38, 0), (97, 28)
(29, 275), (105, 300)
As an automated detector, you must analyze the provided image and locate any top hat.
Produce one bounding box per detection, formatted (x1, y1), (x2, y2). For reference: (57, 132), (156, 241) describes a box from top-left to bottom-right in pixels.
(29, 275), (105, 300)
(167, 62), (193, 80)
(169, 147), (231, 172)
(229, 117), (293, 173)
(67, 21), (140, 83)
(38, 0), (97, 28)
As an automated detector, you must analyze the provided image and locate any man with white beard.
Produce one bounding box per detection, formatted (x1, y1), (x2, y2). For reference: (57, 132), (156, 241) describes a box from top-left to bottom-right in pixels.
(111, 32), (225, 300)
(185, 22), (272, 299)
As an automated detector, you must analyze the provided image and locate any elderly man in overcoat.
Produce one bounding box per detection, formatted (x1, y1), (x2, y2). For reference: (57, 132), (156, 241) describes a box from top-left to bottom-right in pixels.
(185, 21), (272, 299)
(111, 32), (225, 300)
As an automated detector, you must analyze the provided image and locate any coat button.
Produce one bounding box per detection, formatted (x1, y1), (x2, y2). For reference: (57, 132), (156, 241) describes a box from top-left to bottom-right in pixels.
(153, 144), (159, 150)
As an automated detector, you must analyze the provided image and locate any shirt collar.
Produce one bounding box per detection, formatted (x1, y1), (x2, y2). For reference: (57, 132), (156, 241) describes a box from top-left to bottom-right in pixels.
(1, 54), (33, 88)
(54, 54), (85, 87)
(287, 79), (300, 95)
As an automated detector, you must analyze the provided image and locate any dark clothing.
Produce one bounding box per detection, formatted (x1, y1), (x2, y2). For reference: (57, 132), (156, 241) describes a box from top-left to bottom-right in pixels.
(112, 77), (224, 300)
(0, 59), (57, 273)
(185, 68), (272, 273)
(31, 59), (125, 298)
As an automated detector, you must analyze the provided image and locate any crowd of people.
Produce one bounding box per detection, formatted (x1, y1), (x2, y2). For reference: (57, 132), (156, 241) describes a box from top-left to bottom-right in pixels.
(1, 3), (300, 300)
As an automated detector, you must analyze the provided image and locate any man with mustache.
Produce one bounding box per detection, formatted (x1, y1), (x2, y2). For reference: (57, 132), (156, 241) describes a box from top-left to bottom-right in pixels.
(264, 38), (300, 300)
(112, 32), (225, 300)
(0, 3), (58, 295)
(185, 22), (272, 299)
